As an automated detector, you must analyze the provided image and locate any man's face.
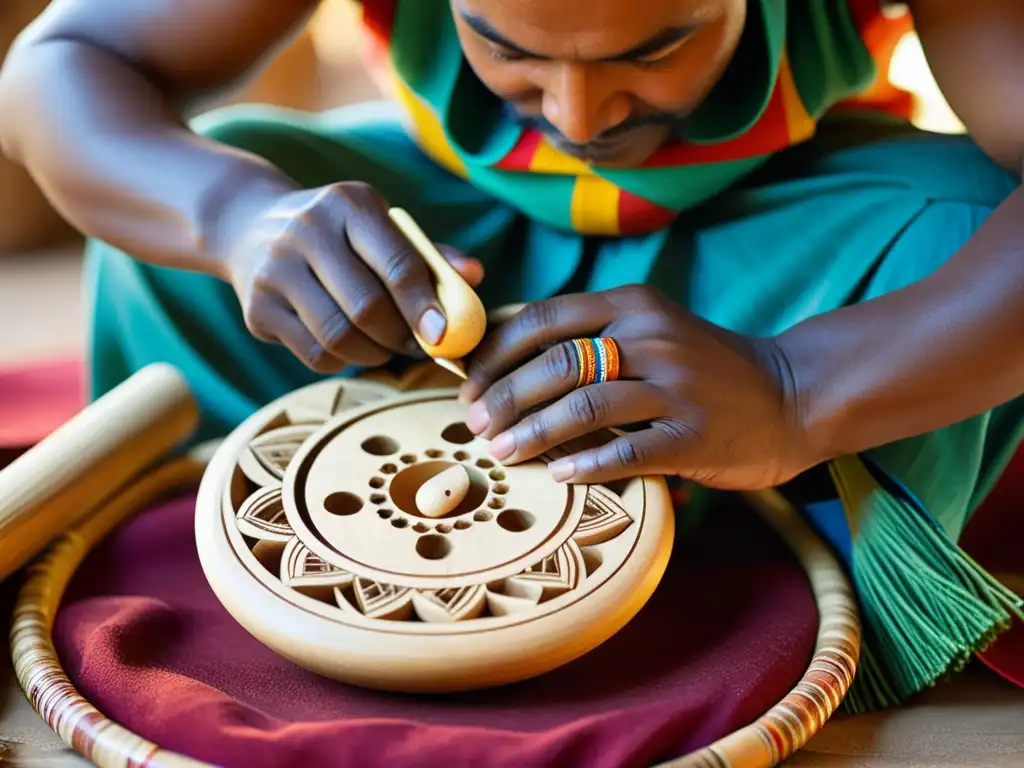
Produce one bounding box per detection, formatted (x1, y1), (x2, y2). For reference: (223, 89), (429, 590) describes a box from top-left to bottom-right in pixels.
(451, 0), (747, 167)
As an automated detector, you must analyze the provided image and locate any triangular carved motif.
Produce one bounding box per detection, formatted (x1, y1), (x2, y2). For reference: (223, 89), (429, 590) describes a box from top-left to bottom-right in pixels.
(505, 542), (584, 602)
(573, 485), (633, 546)
(281, 540), (353, 588)
(412, 585), (487, 622)
(246, 425), (317, 482)
(236, 486), (293, 542)
(353, 578), (414, 620)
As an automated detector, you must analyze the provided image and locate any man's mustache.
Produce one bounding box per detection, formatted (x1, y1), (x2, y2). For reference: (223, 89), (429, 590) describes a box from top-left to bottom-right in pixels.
(510, 108), (686, 152)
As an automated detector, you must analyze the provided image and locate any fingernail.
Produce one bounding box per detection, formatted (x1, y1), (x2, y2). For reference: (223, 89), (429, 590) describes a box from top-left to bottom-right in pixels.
(466, 400), (490, 433)
(549, 459), (575, 482)
(418, 308), (446, 346)
(490, 432), (515, 460)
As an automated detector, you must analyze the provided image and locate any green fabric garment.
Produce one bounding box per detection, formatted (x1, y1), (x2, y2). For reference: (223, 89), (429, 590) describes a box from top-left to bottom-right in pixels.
(378, 0), (881, 231)
(84, 102), (1024, 710)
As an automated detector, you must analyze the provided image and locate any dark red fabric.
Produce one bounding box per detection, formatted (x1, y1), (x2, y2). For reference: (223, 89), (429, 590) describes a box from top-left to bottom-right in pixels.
(0, 358), (83, 448)
(54, 493), (817, 768)
(961, 448), (1024, 688)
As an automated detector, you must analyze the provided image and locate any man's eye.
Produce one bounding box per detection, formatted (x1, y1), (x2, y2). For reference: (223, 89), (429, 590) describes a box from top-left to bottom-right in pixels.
(490, 48), (525, 62)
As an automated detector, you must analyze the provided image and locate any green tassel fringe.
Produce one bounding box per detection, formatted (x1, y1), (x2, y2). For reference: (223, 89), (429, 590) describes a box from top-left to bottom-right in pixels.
(829, 455), (1024, 714)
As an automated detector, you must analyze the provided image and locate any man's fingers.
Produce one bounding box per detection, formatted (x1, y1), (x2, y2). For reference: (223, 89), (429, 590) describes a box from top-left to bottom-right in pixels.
(489, 381), (665, 465)
(546, 420), (693, 484)
(437, 244), (484, 287)
(461, 294), (617, 403)
(276, 269), (393, 368)
(307, 238), (410, 355)
(251, 300), (349, 374)
(338, 185), (448, 347)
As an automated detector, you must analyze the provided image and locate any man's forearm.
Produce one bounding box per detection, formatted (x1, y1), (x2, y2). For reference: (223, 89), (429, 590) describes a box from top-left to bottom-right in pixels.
(0, 38), (292, 276)
(778, 183), (1024, 462)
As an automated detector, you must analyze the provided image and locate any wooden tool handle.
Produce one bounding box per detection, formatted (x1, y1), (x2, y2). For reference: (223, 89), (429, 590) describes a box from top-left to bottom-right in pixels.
(388, 207), (487, 360)
(0, 362), (199, 583)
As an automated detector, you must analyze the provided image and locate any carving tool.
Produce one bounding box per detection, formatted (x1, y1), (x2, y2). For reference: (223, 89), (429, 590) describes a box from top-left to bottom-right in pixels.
(388, 208), (487, 379)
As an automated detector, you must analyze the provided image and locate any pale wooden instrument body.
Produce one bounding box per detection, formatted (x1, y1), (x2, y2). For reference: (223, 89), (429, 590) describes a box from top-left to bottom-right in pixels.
(193, 372), (676, 692)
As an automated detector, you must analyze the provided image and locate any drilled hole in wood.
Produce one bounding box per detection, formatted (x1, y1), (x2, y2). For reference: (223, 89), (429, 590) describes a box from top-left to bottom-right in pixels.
(369, 477), (386, 489)
(416, 534), (452, 560)
(454, 451), (470, 461)
(377, 509), (393, 519)
(454, 520), (471, 530)
(381, 463), (398, 474)
(412, 522), (430, 533)
(441, 422), (474, 444)
(473, 510), (492, 522)
(488, 497), (505, 510)
(426, 449), (443, 458)
(370, 493), (387, 505)
(497, 509), (535, 532)
(435, 523), (453, 534)
(362, 435), (399, 456)
(391, 517), (409, 528)
(324, 492), (363, 516)
(493, 483), (509, 495)
(489, 469), (506, 481)
(400, 454), (417, 464)
(476, 458), (494, 469)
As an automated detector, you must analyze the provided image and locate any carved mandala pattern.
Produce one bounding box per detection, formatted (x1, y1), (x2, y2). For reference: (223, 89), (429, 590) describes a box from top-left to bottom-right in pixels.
(224, 380), (640, 625)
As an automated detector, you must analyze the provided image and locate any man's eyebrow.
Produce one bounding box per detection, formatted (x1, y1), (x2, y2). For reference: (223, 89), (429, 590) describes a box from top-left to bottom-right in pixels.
(460, 13), (697, 62)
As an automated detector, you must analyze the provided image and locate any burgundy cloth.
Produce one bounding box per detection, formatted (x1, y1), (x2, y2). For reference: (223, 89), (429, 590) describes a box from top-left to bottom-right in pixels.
(960, 448), (1024, 688)
(0, 358), (83, 448)
(54, 493), (817, 768)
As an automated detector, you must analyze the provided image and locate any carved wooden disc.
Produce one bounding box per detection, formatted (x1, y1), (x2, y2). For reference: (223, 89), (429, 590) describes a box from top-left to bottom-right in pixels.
(195, 374), (675, 693)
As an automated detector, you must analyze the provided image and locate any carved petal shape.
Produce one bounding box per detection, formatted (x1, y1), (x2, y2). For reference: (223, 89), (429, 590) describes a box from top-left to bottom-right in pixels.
(242, 425), (318, 486)
(285, 381), (390, 424)
(236, 486), (292, 542)
(352, 578), (414, 620)
(505, 541), (585, 602)
(281, 539), (353, 589)
(485, 590), (540, 616)
(573, 485), (633, 547)
(411, 585), (487, 623)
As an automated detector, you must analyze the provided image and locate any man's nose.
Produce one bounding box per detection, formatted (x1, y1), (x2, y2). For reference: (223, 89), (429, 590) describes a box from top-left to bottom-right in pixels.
(541, 63), (627, 146)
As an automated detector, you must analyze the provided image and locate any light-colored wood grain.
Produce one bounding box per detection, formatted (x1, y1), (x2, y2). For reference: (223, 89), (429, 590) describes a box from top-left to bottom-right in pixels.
(0, 364), (198, 583)
(195, 379), (677, 693)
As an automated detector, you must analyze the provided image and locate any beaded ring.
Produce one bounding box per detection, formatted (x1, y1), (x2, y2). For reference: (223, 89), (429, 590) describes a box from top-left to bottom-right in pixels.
(571, 337), (620, 388)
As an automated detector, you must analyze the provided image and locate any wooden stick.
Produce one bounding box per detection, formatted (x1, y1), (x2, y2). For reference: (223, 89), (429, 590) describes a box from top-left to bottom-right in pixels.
(0, 363), (198, 583)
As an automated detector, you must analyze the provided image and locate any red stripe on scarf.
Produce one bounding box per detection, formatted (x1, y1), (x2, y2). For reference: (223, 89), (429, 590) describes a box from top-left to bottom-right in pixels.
(495, 131), (544, 170)
(641, 77), (793, 167)
(617, 190), (677, 235)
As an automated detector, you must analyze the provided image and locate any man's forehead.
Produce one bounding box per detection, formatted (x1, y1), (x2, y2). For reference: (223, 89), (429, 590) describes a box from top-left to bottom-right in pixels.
(453, 0), (723, 40)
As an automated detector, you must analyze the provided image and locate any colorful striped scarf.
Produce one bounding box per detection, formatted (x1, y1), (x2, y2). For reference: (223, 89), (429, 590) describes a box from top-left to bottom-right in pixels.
(356, 0), (914, 236)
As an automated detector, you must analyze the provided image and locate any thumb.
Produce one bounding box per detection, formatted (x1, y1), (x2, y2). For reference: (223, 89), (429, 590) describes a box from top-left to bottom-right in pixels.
(437, 244), (484, 288)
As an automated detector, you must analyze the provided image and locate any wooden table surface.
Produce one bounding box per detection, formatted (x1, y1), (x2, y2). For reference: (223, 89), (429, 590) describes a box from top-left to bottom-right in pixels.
(2, 573), (1022, 768)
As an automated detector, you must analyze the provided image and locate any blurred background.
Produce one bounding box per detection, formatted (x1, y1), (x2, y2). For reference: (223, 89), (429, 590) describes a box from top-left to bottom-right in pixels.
(0, 0), (964, 366)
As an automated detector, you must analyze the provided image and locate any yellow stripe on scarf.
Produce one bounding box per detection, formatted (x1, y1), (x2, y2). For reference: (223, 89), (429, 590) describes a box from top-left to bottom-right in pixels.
(570, 176), (621, 235)
(778, 53), (816, 143)
(392, 77), (469, 179)
(529, 139), (596, 176)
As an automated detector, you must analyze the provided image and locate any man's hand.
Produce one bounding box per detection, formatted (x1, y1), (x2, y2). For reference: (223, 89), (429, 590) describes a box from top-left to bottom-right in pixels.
(227, 182), (483, 372)
(457, 286), (812, 490)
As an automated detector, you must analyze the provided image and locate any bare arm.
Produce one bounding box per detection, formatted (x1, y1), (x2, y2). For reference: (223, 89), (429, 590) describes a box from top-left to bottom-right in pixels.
(780, 0), (1024, 460)
(0, 0), (319, 275)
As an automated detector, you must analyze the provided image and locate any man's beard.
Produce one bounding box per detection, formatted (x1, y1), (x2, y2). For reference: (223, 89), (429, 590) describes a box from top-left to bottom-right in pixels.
(507, 104), (687, 157)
